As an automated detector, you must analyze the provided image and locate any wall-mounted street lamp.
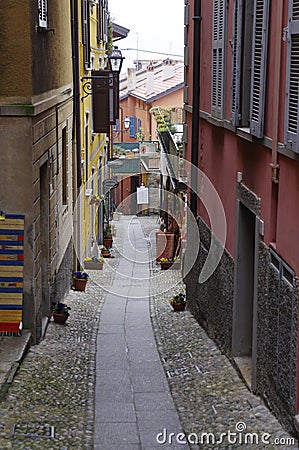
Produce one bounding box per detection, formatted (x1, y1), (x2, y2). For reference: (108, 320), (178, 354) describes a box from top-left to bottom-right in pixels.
(112, 116), (131, 138)
(107, 46), (124, 73)
(81, 46), (124, 99)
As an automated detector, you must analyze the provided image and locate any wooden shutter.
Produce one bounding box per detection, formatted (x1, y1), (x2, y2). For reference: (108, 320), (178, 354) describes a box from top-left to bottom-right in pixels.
(38, 0), (47, 28)
(250, 0), (270, 138)
(230, 0), (243, 126)
(285, 0), (299, 152)
(129, 116), (136, 138)
(212, 0), (226, 119)
(82, 0), (91, 67)
(103, 0), (108, 42)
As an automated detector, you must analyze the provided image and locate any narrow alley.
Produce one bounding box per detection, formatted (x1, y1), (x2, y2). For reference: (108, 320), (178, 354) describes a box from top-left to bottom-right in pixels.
(0, 216), (296, 449)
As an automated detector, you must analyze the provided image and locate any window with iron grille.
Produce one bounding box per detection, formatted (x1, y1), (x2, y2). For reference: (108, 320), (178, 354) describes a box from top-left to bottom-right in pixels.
(211, 0), (227, 119)
(230, 0), (269, 137)
(38, 0), (47, 28)
(285, 0), (299, 152)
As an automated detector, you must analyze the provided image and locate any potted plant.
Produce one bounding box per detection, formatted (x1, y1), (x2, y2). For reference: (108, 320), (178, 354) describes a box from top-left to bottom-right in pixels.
(73, 271), (89, 291)
(169, 292), (186, 311)
(101, 246), (111, 258)
(51, 301), (71, 324)
(84, 256), (104, 270)
(103, 224), (113, 248)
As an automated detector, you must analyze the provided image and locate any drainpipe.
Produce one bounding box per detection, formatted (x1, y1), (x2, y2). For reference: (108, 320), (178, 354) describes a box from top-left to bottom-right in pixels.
(190, 0), (202, 216)
(270, 1), (283, 183)
(70, 0), (82, 271)
(71, 0), (82, 189)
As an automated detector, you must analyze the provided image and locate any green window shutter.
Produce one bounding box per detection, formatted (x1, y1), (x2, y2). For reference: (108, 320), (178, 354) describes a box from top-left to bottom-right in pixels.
(285, 0), (299, 152)
(212, 0), (227, 119)
(230, 0), (243, 126)
(250, 0), (270, 138)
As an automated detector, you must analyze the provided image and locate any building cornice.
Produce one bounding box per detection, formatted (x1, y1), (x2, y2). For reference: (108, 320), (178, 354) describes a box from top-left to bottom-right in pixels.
(0, 85), (73, 117)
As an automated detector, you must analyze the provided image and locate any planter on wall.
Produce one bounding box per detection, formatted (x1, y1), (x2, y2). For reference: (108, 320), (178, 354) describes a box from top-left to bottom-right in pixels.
(84, 261), (103, 270)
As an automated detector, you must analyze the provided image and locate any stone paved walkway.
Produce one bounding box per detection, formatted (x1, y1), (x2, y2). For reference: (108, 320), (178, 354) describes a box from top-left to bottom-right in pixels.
(0, 215), (296, 449)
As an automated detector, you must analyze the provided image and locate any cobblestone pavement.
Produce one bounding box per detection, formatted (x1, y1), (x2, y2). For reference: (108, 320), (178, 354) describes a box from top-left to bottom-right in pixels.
(140, 217), (298, 450)
(0, 215), (297, 449)
(0, 258), (118, 450)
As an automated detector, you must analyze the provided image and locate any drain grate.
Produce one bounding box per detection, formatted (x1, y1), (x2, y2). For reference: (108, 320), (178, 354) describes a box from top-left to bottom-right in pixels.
(12, 423), (55, 439)
(167, 367), (191, 378)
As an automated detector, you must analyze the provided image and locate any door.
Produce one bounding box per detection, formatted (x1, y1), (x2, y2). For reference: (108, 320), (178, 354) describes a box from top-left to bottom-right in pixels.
(232, 201), (258, 389)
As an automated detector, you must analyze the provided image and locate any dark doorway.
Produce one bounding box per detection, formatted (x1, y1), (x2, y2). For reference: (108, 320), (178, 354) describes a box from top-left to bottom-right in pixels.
(232, 201), (257, 388)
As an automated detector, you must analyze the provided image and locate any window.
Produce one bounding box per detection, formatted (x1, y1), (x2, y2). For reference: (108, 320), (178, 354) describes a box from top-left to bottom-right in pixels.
(98, 0), (108, 43)
(62, 127), (68, 206)
(285, 0), (299, 152)
(38, 0), (48, 28)
(82, 0), (91, 68)
(230, 0), (269, 137)
(212, 0), (227, 119)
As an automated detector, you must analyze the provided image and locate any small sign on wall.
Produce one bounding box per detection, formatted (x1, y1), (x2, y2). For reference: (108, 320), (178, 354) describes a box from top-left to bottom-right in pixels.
(137, 186), (149, 205)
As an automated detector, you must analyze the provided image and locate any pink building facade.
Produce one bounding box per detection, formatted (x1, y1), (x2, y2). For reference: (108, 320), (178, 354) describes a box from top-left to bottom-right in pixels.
(184, 0), (299, 433)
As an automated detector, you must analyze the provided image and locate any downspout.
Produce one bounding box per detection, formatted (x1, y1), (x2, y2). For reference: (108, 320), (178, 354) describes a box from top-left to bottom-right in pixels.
(71, 0), (82, 190)
(270, 2), (283, 183)
(71, 0), (82, 270)
(190, 0), (202, 216)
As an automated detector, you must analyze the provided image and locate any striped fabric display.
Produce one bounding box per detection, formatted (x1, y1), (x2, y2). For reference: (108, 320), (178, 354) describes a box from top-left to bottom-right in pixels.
(0, 214), (24, 334)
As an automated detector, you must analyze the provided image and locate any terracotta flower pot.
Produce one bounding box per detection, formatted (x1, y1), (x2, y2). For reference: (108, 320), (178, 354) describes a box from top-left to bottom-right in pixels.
(73, 277), (88, 292)
(170, 301), (186, 312)
(103, 237), (113, 248)
(53, 313), (69, 324)
(160, 261), (174, 270)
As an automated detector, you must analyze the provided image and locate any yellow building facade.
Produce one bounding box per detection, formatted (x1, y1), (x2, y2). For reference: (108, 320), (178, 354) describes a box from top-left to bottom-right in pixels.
(76, 0), (109, 264)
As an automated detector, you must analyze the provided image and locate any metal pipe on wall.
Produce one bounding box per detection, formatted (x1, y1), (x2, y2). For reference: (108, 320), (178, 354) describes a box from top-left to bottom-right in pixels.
(190, 0), (202, 217)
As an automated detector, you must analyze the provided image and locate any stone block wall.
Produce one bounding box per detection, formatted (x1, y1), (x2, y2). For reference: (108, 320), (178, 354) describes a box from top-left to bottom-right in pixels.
(185, 216), (235, 354)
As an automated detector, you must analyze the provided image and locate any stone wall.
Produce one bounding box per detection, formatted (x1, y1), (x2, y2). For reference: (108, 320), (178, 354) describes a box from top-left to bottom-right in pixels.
(185, 216), (299, 434)
(185, 216), (235, 354)
(256, 242), (298, 433)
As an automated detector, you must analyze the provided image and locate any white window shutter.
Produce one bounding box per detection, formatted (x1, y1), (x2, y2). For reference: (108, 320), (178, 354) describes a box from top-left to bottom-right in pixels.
(38, 0), (48, 28)
(230, 0), (243, 126)
(250, 0), (270, 138)
(285, 0), (299, 152)
(212, 0), (226, 119)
